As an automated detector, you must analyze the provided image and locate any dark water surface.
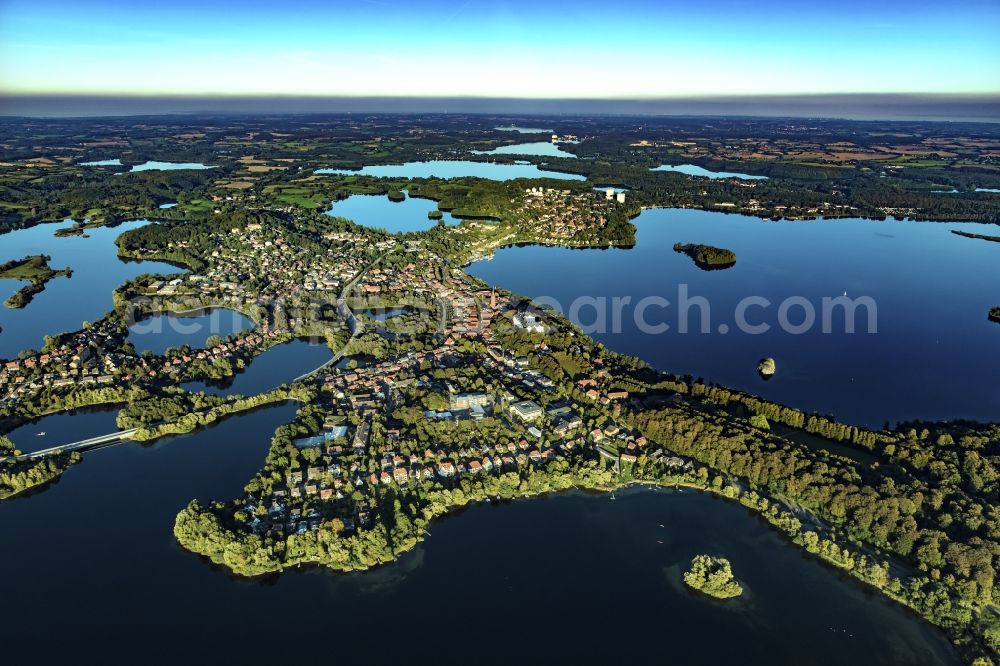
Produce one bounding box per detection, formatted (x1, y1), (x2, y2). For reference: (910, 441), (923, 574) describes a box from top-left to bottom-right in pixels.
(5, 407), (120, 454)
(0, 409), (956, 665)
(182, 339), (333, 397)
(127, 308), (256, 356)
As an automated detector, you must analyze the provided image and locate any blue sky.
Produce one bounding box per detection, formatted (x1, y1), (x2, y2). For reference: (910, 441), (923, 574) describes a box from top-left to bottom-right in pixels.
(1, 0), (998, 97)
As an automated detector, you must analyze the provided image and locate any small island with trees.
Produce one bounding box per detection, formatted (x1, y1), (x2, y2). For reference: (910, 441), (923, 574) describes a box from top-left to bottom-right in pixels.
(683, 554), (744, 599)
(673, 243), (737, 270)
(989, 307), (1000, 324)
(0, 254), (73, 309)
(757, 357), (777, 379)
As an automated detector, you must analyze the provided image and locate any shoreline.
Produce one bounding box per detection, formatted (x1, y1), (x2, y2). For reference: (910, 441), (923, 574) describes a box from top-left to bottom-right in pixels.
(172, 473), (961, 659)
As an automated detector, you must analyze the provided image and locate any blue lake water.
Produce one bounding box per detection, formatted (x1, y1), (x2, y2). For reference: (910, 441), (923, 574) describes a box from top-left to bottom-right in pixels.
(326, 192), (458, 233)
(80, 158), (122, 166)
(317, 160), (584, 181)
(494, 125), (553, 133)
(653, 164), (769, 180)
(0, 220), (180, 360)
(130, 161), (213, 172)
(127, 309), (256, 356)
(182, 339), (332, 397)
(468, 208), (1000, 426)
(0, 281), (21, 307)
(473, 141), (577, 158)
(975, 188), (1000, 193)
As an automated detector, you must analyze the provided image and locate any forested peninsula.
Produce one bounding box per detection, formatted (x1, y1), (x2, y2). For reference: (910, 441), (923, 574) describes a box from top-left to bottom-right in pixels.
(0, 255), (72, 308)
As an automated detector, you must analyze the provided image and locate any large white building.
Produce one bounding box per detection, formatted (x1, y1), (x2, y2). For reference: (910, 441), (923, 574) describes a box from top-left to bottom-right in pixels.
(449, 392), (492, 411)
(513, 312), (545, 334)
(510, 400), (543, 422)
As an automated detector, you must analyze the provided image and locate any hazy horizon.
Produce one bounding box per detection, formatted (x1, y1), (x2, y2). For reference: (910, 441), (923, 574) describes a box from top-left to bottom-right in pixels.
(2, 93), (999, 122)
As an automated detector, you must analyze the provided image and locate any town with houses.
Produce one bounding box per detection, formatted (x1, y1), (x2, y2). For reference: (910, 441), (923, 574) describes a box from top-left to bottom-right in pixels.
(0, 180), (694, 540)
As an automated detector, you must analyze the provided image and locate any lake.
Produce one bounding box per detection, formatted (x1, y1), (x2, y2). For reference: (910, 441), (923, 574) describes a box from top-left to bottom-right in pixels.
(653, 163), (769, 180)
(127, 308), (256, 356)
(473, 141), (577, 158)
(0, 220), (180, 360)
(182, 339), (332, 397)
(0, 417), (957, 665)
(129, 161), (214, 172)
(80, 158), (123, 166)
(4, 406), (120, 454)
(495, 125), (553, 133)
(326, 192), (458, 233)
(317, 160), (584, 181)
(467, 208), (1000, 427)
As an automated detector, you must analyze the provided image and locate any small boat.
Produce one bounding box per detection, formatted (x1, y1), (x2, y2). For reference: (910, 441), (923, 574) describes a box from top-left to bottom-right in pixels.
(36, 431), (46, 437)
(610, 492), (616, 500)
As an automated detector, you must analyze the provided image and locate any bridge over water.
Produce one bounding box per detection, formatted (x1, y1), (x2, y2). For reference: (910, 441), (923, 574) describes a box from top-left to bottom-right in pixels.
(2, 428), (140, 462)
